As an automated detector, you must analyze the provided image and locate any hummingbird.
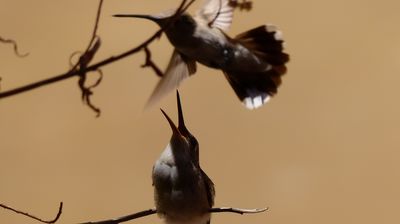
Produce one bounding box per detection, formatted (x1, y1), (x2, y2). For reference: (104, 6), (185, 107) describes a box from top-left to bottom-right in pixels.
(114, 0), (289, 109)
(153, 91), (215, 224)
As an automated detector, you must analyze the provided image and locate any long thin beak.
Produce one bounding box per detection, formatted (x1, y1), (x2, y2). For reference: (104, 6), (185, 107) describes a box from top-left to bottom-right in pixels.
(160, 109), (180, 135)
(113, 14), (158, 22)
(176, 91), (189, 135)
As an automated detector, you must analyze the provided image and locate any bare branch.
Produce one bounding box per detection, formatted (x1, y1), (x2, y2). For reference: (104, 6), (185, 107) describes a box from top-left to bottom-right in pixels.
(0, 202), (63, 224)
(85, 0), (104, 54)
(209, 207), (268, 215)
(79, 208), (157, 224)
(142, 47), (164, 77)
(0, 36), (29, 57)
(79, 206), (267, 224)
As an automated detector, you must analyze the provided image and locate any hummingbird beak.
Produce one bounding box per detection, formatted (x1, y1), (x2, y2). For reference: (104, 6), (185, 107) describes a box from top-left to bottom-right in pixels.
(113, 14), (164, 25)
(160, 109), (180, 135)
(176, 91), (190, 135)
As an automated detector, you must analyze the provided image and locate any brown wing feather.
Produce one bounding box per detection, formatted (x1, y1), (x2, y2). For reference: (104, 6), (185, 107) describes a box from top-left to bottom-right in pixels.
(201, 168), (215, 208)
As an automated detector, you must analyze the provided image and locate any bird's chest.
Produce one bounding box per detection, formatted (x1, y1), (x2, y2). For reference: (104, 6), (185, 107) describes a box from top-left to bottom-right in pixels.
(152, 146), (181, 190)
(152, 145), (209, 219)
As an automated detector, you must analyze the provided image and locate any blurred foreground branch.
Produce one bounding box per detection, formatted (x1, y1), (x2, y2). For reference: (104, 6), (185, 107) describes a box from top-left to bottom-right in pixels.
(0, 202), (63, 224)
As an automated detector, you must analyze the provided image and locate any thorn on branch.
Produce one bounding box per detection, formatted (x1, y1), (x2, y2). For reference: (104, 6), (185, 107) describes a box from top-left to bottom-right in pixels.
(0, 201), (63, 224)
(229, 0), (253, 11)
(142, 47), (164, 77)
(0, 36), (29, 57)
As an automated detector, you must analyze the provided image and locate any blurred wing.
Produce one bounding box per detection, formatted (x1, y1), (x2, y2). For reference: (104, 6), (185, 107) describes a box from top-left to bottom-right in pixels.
(146, 50), (196, 108)
(195, 0), (234, 31)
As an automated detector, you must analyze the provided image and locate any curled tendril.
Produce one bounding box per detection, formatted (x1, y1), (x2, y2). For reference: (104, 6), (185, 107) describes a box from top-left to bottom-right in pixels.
(74, 37), (102, 117)
(0, 36), (29, 57)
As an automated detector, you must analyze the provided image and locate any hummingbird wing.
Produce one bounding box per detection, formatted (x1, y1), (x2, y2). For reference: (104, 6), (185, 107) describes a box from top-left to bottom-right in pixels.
(200, 168), (215, 207)
(224, 25), (289, 109)
(195, 0), (234, 31)
(146, 50), (197, 107)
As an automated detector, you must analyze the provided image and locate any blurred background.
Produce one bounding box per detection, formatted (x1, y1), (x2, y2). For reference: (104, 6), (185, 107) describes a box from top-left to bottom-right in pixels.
(1, 0), (400, 223)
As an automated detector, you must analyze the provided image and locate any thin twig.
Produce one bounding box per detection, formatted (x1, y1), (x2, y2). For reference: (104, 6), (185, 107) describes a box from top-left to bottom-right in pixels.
(0, 202), (63, 224)
(85, 0), (104, 54)
(209, 207), (268, 215)
(79, 208), (157, 224)
(142, 47), (163, 77)
(72, 0), (104, 116)
(0, 36), (29, 57)
(208, 0), (222, 27)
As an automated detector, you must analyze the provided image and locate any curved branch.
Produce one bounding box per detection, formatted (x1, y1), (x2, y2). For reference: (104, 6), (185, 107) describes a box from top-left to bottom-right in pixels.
(0, 202), (63, 224)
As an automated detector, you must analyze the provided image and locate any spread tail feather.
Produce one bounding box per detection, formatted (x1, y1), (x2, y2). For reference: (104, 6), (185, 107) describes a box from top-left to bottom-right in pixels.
(235, 24), (289, 66)
(228, 24), (289, 109)
(224, 70), (279, 110)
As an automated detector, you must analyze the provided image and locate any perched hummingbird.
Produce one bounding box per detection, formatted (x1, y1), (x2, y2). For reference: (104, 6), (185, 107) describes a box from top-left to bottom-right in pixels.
(153, 91), (215, 224)
(114, 0), (289, 109)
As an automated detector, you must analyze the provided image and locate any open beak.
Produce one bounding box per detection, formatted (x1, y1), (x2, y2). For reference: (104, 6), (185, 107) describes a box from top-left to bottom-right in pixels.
(160, 109), (180, 136)
(176, 91), (190, 135)
(160, 91), (191, 137)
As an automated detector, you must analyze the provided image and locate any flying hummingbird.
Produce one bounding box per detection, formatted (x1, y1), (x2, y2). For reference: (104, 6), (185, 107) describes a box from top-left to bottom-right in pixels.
(114, 0), (289, 109)
(153, 91), (215, 224)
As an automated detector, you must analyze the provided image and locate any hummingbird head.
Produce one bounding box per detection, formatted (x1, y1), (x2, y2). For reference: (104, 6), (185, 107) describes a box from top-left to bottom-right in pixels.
(160, 91), (200, 165)
(113, 10), (196, 34)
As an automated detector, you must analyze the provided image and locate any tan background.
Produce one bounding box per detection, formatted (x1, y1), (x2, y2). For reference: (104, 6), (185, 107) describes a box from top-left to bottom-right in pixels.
(1, 0), (400, 223)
